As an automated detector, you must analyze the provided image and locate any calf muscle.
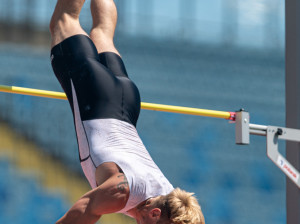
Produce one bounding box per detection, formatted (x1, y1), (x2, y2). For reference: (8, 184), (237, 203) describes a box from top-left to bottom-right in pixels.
(50, 0), (87, 47)
(90, 0), (119, 54)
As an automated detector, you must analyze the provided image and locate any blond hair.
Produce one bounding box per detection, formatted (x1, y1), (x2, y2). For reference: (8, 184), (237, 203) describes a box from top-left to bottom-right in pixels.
(154, 188), (205, 224)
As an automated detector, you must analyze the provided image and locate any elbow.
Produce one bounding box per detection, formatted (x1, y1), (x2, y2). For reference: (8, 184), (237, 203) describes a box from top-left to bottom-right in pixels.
(55, 209), (100, 224)
(55, 198), (98, 224)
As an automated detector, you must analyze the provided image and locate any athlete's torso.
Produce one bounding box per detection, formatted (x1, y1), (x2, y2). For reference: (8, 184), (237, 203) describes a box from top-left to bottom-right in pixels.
(82, 118), (174, 214)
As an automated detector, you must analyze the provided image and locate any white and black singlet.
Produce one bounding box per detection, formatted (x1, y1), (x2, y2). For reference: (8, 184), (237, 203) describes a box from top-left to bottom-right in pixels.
(50, 35), (174, 213)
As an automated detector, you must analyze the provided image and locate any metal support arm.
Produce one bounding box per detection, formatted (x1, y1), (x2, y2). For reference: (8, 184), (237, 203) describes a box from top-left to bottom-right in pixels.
(236, 111), (300, 188)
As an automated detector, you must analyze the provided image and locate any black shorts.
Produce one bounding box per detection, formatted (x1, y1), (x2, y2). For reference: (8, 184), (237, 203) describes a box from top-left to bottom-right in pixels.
(50, 35), (141, 127)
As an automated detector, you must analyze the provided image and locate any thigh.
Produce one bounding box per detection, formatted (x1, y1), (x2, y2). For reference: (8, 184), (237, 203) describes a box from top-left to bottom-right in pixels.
(119, 77), (141, 127)
(98, 52), (129, 78)
(69, 64), (140, 125)
(51, 35), (119, 120)
(51, 35), (140, 125)
(70, 58), (123, 122)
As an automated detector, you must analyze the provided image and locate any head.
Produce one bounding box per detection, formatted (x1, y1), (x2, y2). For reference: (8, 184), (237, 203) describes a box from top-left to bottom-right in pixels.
(135, 188), (205, 224)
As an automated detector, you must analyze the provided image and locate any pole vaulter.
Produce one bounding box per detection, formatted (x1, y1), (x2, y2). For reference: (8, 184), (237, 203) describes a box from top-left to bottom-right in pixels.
(1, 3), (300, 223)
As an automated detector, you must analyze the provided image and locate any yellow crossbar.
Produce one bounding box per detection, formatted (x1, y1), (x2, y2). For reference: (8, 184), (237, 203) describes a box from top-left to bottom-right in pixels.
(0, 85), (235, 120)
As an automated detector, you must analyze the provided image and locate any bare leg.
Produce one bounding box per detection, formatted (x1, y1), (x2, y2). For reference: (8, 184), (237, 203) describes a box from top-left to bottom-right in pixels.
(90, 0), (120, 56)
(50, 0), (88, 48)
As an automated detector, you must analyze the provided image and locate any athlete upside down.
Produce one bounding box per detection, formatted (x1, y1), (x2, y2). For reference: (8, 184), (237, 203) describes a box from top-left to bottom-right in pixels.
(50, 0), (205, 223)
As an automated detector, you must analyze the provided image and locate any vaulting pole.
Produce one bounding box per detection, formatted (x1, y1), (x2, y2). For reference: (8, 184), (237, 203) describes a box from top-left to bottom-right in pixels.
(0, 85), (235, 120)
(285, 0), (300, 223)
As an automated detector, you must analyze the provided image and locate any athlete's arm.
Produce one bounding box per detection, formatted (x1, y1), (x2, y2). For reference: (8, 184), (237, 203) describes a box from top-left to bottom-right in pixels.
(56, 173), (130, 224)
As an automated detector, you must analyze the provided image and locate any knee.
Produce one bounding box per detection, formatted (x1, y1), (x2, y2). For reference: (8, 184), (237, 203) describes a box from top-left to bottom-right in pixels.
(49, 16), (57, 35)
(49, 12), (66, 35)
(49, 12), (63, 35)
(49, 13), (76, 36)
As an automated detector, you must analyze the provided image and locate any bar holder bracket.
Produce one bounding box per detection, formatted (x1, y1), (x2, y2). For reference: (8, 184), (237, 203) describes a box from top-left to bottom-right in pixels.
(235, 111), (300, 188)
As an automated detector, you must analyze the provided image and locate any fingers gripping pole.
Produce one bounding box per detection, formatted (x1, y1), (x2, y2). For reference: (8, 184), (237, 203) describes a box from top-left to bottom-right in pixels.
(0, 85), (235, 120)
